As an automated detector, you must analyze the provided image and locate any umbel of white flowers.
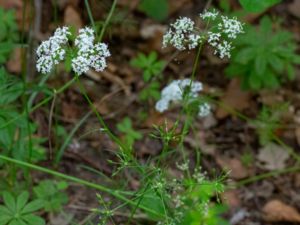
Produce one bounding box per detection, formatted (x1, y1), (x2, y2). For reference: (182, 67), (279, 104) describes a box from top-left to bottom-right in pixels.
(36, 26), (110, 75)
(155, 79), (211, 117)
(163, 9), (244, 58)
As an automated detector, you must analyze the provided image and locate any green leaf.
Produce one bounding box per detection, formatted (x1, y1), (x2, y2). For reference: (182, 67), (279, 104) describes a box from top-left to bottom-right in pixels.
(22, 214), (45, 225)
(16, 192), (29, 212)
(255, 53), (267, 75)
(136, 189), (165, 220)
(3, 192), (16, 213)
(239, 0), (281, 12)
(56, 181), (68, 190)
(139, 0), (168, 21)
(0, 68), (24, 105)
(286, 64), (295, 80)
(248, 73), (261, 90)
(0, 214), (12, 225)
(21, 200), (44, 214)
(268, 54), (284, 73)
(0, 205), (12, 215)
(8, 220), (22, 225)
(263, 71), (279, 89)
(0, 42), (14, 63)
(234, 47), (256, 64)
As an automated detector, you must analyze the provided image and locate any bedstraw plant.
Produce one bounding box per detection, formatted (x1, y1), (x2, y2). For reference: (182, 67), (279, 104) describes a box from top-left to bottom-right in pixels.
(0, 3), (247, 225)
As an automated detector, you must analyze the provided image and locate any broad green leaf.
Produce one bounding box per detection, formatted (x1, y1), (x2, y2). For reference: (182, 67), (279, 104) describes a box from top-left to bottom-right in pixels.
(239, 0), (281, 12)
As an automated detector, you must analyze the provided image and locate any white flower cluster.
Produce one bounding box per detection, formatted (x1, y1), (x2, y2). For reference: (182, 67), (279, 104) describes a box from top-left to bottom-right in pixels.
(204, 11), (244, 58)
(36, 26), (110, 75)
(199, 9), (219, 20)
(72, 27), (111, 75)
(163, 17), (201, 51)
(36, 27), (70, 74)
(162, 10), (243, 59)
(155, 79), (210, 117)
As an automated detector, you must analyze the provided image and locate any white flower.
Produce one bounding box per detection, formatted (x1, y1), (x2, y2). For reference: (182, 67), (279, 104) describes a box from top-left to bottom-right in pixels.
(53, 26), (71, 44)
(72, 27), (110, 75)
(155, 79), (209, 116)
(71, 55), (90, 75)
(214, 40), (232, 58)
(36, 27), (70, 74)
(207, 32), (221, 47)
(171, 17), (195, 33)
(162, 17), (201, 50)
(188, 34), (201, 50)
(200, 9), (219, 20)
(219, 16), (243, 39)
(74, 27), (95, 51)
(198, 102), (211, 117)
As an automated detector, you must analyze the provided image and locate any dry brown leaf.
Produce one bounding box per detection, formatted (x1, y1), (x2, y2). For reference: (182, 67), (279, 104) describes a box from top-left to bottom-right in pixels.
(288, 0), (300, 18)
(222, 190), (241, 208)
(64, 6), (83, 31)
(216, 78), (252, 119)
(216, 157), (249, 179)
(262, 200), (300, 222)
(295, 127), (300, 147)
(6, 48), (22, 74)
(257, 143), (289, 171)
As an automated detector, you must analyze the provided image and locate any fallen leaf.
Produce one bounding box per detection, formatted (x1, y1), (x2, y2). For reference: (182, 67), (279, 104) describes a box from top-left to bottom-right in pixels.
(295, 127), (300, 147)
(6, 48), (22, 73)
(216, 78), (252, 119)
(262, 200), (300, 222)
(216, 157), (249, 179)
(222, 190), (241, 208)
(288, 0), (300, 18)
(257, 143), (289, 170)
(64, 5), (83, 31)
(230, 209), (249, 225)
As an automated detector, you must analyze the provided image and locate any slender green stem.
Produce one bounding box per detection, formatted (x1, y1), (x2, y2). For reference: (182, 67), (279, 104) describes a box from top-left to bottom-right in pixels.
(237, 166), (300, 186)
(75, 75), (129, 152)
(0, 154), (163, 218)
(190, 42), (203, 81)
(84, 0), (96, 32)
(54, 111), (93, 164)
(98, 0), (118, 41)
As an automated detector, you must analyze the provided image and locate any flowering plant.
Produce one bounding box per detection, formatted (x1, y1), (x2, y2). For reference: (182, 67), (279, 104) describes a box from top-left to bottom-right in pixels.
(36, 27), (110, 75)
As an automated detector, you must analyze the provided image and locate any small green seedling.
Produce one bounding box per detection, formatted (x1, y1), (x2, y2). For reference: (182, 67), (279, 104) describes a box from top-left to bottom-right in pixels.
(131, 51), (165, 82)
(131, 51), (165, 101)
(117, 117), (143, 147)
(251, 104), (287, 146)
(33, 180), (69, 213)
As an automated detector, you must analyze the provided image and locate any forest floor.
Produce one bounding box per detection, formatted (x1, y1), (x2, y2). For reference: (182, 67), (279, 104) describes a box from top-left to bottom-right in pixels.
(2, 0), (300, 224)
